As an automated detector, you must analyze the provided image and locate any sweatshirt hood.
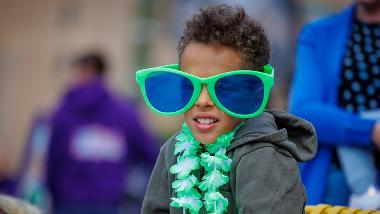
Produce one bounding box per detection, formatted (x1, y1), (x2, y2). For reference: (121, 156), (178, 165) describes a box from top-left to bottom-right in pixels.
(229, 109), (317, 162)
(61, 79), (109, 114)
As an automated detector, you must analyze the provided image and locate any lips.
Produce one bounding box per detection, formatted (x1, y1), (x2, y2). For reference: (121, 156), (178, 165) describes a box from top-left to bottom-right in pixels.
(193, 113), (219, 132)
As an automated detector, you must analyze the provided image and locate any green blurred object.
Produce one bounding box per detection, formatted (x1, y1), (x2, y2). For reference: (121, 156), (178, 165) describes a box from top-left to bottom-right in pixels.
(133, 0), (155, 70)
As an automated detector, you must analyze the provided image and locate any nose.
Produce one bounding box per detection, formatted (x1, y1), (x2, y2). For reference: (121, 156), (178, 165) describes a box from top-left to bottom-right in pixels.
(195, 85), (215, 109)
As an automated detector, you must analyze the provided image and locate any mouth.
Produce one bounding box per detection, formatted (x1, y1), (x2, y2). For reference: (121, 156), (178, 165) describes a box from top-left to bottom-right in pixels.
(192, 114), (219, 132)
(194, 117), (218, 124)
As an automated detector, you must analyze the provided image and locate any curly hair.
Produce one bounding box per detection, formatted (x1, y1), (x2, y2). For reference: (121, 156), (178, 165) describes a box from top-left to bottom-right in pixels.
(178, 4), (270, 71)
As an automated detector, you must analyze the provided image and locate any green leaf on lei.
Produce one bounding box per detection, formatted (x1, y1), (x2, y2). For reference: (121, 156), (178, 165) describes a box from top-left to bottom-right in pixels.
(170, 191), (203, 213)
(200, 152), (232, 172)
(175, 132), (189, 142)
(182, 123), (194, 136)
(170, 122), (244, 213)
(206, 122), (244, 153)
(199, 170), (229, 191)
(204, 191), (228, 214)
(174, 133), (201, 156)
(172, 175), (199, 193)
(206, 133), (233, 154)
(170, 156), (200, 179)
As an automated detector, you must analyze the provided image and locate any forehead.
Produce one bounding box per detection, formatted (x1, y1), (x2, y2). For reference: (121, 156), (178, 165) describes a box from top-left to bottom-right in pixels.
(180, 42), (243, 78)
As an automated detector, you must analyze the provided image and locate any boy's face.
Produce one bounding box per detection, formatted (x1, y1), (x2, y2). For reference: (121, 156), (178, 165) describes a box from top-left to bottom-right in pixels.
(181, 42), (244, 145)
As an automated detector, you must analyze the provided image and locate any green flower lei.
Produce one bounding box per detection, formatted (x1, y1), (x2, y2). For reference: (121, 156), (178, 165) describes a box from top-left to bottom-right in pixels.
(170, 123), (243, 214)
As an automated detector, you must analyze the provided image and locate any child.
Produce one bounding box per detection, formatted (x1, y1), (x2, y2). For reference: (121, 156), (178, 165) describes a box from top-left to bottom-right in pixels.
(137, 4), (317, 213)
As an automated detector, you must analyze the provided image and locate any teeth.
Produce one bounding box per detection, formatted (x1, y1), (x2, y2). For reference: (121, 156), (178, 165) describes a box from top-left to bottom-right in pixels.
(196, 118), (216, 125)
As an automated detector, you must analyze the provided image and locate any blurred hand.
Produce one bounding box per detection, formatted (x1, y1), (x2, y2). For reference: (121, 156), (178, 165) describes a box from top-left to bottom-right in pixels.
(371, 121), (380, 150)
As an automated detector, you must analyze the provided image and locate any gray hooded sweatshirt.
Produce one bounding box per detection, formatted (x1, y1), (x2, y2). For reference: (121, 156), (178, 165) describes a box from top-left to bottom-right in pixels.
(142, 110), (317, 214)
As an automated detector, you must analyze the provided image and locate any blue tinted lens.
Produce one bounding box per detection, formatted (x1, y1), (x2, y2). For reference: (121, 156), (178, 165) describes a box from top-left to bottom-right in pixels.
(215, 74), (264, 114)
(145, 71), (194, 113)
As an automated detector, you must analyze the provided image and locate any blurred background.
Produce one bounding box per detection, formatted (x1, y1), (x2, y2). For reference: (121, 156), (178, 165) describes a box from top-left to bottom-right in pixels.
(0, 0), (351, 213)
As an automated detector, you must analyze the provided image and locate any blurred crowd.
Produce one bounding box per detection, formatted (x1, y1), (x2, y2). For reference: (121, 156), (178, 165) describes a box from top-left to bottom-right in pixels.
(1, 52), (159, 214)
(3, 0), (380, 213)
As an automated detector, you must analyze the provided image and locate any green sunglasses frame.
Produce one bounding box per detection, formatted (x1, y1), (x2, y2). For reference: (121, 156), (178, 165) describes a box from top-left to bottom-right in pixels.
(135, 64), (274, 118)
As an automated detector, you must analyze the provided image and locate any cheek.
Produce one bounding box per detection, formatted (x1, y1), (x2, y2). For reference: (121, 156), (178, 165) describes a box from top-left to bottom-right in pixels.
(183, 110), (193, 123)
(220, 114), (243, 132)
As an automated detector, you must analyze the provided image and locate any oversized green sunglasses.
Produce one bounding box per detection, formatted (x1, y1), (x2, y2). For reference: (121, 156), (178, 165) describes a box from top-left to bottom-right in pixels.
(135, 64), (274, 118)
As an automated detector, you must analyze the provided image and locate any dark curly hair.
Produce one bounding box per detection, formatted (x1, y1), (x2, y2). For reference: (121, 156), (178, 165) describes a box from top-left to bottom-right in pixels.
(178, 4), (270, 71)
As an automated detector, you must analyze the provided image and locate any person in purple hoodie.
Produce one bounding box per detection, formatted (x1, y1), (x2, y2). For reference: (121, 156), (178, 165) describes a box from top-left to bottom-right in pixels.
(46, 53), (158, 214)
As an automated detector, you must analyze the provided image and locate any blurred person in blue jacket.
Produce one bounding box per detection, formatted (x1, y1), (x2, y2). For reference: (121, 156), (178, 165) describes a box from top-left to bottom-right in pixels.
(46, 52), (158, 214)
(16, 114), (52, 209)
(289, 0), (380, 209)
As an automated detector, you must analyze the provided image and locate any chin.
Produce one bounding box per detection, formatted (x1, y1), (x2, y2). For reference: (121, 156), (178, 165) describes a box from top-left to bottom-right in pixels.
(198, 139), (214, 145)
(194, 134), (217, 145)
